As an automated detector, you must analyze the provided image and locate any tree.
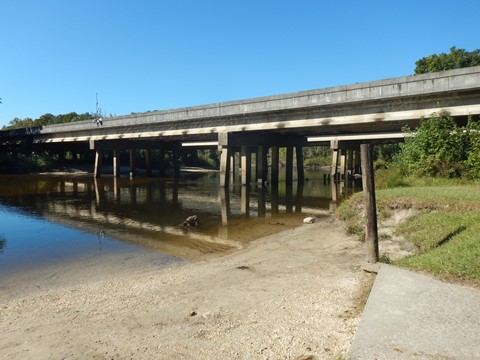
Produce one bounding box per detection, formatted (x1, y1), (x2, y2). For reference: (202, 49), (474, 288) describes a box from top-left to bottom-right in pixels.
(414, 46), (480, 74)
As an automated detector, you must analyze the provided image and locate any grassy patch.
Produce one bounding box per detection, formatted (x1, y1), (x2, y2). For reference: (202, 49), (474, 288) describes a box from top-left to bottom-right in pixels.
(338, 181), (480, 286)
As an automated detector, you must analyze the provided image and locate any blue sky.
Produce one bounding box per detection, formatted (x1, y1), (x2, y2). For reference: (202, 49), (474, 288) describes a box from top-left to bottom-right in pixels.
(1, 0), (479, 128)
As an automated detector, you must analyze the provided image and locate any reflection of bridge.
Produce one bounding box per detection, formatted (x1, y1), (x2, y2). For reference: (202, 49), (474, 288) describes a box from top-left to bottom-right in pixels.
(1, 176), (337, 256)
(2, 67), (480, 186)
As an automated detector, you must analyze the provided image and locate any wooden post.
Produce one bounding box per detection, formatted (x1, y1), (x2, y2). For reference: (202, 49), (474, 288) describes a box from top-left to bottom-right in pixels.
(360, 143), (379, 263)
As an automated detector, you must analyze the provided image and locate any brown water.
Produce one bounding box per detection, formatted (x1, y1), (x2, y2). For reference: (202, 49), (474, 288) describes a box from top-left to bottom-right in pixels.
(0, 170), (354, 295)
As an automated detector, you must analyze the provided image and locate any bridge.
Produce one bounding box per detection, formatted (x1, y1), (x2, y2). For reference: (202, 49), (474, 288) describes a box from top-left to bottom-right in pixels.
(2, 66), (480, 186)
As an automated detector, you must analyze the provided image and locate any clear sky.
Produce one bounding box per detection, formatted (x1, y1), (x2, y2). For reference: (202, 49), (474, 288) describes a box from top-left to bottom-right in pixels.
(1, 0), (479, 128)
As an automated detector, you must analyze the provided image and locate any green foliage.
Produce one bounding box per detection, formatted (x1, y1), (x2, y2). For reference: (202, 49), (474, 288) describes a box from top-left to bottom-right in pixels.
(465, 116), (480, 179)
(394, 111), (469, 178)
(2, 112), (96, 130)
(0, 152), (55, 172)
(414, 46), (480, 74)
(303, 146), (331, 167)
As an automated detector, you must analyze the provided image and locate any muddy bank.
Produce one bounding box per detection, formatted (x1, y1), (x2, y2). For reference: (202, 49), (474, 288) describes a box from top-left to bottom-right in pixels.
(0, 216), (369, 359)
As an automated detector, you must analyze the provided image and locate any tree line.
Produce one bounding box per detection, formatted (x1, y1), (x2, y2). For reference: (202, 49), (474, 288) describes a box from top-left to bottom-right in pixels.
(2, 112), (96, 130)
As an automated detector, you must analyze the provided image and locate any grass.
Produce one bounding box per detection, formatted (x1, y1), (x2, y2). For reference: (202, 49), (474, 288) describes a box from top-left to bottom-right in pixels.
(338, 178), (480, 286)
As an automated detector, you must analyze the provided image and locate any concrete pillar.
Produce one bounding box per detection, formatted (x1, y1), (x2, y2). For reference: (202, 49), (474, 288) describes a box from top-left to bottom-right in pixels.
(129, 149), (136, 178)
(258, 186), (266, 217)
(94, 150), (103, 178)
(295, 183), (304, 213)
(340, 153), (346, 180)
(286, 146), (293, 186)
(271, 146), (279, 185)
(347, 149), (354, 181)
(229, 152), (236, 187)
(145, 149), (152, 177)
(219, 188), (230, 225)
(113, 149), (120, 178)
(240, 145), (251, 186)
(256, 145), (268, 186)
(331, 140), (339, 181)
(354, 149), (361, 174)
(159, 149), (166, 177)
(172, 149), (180, 178)
(241, 184), (250, 215)
(271, 183), (279, 214)
(296, 146), (304, 185)
(113, 176), (120, 202)
(219, 147), (230, 187)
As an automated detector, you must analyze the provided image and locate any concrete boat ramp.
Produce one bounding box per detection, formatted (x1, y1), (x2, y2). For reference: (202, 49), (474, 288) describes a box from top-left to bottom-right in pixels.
(350, 264), (480, 359)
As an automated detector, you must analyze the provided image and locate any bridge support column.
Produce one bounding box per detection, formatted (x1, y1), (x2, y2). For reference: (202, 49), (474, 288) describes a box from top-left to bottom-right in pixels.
(296, 146), (304, 185)
(256, 146), (268, 186)
(172, 149), (180, 178)
(331, 140), (339, 181)
(159, 149), (166, 177)
(240, 145), (251, 186)
(129, 149), (136, 178)
(340, 153), (346, 180)
(145, 149), (152, 177)
(271, 146), (279, 185)
(354, 149), (361, 174)
(229, 152), (236, 187)
(94, 150), (103, 178)
(113, 149), (120, 178)
(286, 146), (293, 186)
(219, 147), (231, 187)
(346, 148), (354, 182)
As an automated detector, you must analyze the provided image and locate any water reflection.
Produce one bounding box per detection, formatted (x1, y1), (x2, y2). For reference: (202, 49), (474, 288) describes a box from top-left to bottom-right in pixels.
(0, 236), (6, 253)
(0, 171), (356, 270)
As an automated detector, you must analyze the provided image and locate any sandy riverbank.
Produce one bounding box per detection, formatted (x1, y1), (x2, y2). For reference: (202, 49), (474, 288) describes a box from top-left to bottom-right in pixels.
(0, 216), (369, 360)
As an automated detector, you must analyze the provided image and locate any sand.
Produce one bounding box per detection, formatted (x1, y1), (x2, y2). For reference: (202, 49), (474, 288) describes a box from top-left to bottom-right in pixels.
(0, 216), (370, 360)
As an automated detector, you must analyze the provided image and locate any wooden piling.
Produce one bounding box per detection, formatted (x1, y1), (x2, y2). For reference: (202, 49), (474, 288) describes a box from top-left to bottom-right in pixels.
(360, 143), (379, 263)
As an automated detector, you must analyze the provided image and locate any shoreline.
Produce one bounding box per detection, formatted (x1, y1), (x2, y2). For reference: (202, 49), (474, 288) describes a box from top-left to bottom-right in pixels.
(0, 216), (368, 359)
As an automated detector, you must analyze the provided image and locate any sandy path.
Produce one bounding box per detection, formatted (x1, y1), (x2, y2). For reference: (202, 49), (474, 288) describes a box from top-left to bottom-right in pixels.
(0, 216), (368, 360)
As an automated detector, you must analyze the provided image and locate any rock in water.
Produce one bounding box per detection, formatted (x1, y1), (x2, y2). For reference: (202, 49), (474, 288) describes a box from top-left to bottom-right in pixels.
(180, 215), (199, 227)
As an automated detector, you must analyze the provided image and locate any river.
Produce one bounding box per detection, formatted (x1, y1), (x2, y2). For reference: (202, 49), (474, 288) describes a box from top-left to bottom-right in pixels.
(0, 170), (356, 296)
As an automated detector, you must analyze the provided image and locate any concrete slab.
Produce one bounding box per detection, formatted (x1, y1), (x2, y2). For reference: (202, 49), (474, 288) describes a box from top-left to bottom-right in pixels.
(350, 264), (480, 359)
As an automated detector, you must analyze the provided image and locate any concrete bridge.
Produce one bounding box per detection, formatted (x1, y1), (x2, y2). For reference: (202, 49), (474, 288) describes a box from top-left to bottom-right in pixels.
(2, 66), (480, 185)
